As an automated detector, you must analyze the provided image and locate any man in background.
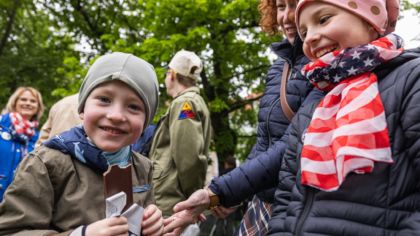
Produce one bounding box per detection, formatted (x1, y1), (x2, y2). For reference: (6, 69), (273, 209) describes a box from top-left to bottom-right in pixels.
(149, 50), (212, 218)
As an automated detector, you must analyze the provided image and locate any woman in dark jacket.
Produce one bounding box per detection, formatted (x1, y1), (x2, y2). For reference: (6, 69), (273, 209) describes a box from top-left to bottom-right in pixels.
(162, 1), (314, 235)
(268, 0), (420, 235)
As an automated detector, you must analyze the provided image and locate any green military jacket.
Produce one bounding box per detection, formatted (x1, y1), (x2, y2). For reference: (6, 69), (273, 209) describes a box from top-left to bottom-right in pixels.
(150, 86), (211, 216)
(0, 146), (154, 236)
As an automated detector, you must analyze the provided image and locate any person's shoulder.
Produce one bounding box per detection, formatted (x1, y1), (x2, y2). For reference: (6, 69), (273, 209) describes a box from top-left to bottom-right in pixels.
(176, 87), (200, 99)
(379, 49), (420, 79)
(55, 94), (79, 107)
(270, 39), (292, 57)
(30, 145), (73, 167)
(0, 113), (10, 125)
(172, 91), (199, 106)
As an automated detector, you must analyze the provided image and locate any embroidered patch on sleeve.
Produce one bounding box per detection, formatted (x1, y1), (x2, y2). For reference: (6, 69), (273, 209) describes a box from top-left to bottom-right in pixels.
(178, 102), (196, 120)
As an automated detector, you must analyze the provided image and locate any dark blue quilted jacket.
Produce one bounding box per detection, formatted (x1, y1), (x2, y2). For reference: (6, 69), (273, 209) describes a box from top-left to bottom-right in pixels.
(208, 39), (313, 206)
(268, 49), (420, 236)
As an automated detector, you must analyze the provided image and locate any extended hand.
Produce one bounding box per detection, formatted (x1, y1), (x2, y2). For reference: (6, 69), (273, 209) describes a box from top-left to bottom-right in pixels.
(163, 211), (206, 236)
(173, 189), (210, 215)
(163, 189), (210, 235)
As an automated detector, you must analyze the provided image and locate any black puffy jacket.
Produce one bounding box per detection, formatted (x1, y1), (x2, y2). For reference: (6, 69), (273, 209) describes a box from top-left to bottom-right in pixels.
(268, 49), (420, 236)
(209, 39), (313, 206)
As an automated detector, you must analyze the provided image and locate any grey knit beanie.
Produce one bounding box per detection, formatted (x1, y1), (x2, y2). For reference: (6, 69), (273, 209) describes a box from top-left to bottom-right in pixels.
(78, 52), (159, 127)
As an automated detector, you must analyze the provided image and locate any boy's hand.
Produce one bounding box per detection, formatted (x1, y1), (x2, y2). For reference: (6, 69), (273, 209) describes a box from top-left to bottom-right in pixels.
(141, 204), (164, 236)
(86, 217), (129, 236)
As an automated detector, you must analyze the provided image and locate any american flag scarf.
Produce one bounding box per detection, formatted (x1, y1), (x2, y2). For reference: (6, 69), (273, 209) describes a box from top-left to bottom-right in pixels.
(300, 34), (404, 191)
(10, 112), (38, 138)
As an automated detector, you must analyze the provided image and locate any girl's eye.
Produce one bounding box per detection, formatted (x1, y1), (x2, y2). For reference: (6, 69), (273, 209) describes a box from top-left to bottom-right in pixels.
(319, 15), (331, 24)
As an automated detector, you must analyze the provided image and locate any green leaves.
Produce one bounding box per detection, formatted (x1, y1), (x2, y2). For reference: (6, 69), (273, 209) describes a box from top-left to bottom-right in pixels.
(0, 0), (275, 161)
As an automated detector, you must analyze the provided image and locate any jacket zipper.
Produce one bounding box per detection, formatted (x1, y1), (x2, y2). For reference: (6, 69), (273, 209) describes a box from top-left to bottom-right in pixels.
(295, 187), (315, 236)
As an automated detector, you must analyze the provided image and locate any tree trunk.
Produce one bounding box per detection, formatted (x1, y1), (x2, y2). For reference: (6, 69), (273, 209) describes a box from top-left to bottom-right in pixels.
(0, 0), (19, 57)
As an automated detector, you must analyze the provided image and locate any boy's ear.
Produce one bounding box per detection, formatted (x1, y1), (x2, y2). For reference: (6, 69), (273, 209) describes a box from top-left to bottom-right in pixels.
(171, 70), (176, 81)
(79, 112), (84, 120)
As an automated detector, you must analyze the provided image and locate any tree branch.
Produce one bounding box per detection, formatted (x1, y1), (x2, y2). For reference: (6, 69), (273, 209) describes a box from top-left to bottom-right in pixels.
(72, 0), (107, 52)
(221, 64), (269, 81)
(227, 93), (263, 114)
(0, 0), (19, 57)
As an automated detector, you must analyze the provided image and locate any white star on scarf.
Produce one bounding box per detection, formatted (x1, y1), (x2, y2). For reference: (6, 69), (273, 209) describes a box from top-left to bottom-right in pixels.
(323, 74), (330, 80)
(347, 66), (358, 75)
(366, 44), (376, 50)
(364, 58), (374, 67)
(351, 51), (361, 59)
(333, 74), (341, 82)
(339, 61), (346, 68)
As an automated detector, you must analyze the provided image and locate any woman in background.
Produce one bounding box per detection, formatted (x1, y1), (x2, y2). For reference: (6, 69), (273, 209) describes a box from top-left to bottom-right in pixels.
(0, 87), (44, 201)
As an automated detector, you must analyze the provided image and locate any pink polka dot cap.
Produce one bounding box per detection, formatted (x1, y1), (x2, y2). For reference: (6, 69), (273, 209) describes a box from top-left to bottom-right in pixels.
(296, 0), (400, 36)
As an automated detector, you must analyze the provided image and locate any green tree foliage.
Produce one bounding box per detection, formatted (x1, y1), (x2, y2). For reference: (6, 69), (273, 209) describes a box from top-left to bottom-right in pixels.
(3, 0), (419, 164)
(134, 0), (274, 162)
(0, 0), (80, 116)
(403, 0), (420, 11)
(8, 0), (275, 163)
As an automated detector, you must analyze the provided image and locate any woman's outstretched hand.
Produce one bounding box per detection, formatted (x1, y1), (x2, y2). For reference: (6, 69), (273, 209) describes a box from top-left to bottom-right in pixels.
(163, 189), (210, 235)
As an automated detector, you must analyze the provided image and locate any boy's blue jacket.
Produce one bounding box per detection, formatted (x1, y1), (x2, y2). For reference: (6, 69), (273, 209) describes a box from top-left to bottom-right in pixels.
(0, 113), (39, 201)
(208, 39), (313, 206)
(268, 49), (420, 235)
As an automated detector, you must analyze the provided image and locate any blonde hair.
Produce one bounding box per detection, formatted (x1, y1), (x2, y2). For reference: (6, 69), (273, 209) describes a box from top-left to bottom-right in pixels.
(258, 0), (278, 35)
(5, 87), (45, 121)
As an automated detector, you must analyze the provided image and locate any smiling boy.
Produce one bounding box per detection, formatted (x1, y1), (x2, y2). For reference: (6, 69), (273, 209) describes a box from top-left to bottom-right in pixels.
(0, 52), (163, 236)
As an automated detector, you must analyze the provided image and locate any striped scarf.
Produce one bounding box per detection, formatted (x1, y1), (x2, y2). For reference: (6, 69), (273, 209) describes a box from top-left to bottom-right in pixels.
(10, 112), (38, 137)
(300, 34), (403, 191)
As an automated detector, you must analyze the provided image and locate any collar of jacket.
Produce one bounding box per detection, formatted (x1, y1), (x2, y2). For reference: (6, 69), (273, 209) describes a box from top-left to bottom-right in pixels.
(43, 125), (110, 173)
(174, 86), (200, 99)
(271, 37), (306, 65)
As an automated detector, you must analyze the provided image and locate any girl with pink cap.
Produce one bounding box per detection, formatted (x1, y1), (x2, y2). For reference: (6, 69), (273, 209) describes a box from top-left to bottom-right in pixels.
(268, 0), (420, 235)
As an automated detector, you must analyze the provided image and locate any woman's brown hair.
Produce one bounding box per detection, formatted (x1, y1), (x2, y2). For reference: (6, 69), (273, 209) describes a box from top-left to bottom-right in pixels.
(258, 0), (278, 35)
